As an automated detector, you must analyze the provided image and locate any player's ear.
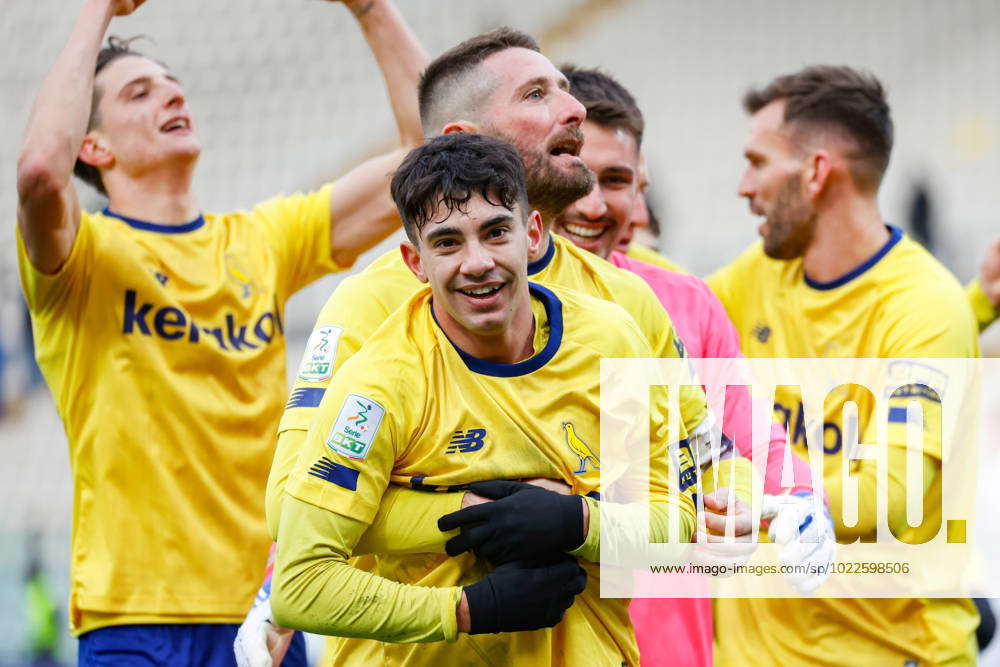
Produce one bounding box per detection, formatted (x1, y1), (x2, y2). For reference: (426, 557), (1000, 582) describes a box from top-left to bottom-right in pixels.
(804, 150), (832, 200)
(78, 131), (114, 169)
(399, 242), (428, 283)
(440, 121), (480, 136)
(525, 210), (544, 257)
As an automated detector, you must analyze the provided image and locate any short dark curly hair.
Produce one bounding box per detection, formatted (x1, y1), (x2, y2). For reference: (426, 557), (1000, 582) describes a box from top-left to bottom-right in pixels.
(390, 133), (529, 245)
(74, 36), (151, 196)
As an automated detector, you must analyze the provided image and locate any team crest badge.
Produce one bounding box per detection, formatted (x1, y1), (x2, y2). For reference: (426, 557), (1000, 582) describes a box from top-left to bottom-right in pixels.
(562, 422), (599, 474)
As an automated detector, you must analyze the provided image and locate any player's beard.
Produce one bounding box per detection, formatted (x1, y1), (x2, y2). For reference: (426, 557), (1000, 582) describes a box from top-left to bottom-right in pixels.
(761, 173), (816, 260)
(489, 128), (594, 222)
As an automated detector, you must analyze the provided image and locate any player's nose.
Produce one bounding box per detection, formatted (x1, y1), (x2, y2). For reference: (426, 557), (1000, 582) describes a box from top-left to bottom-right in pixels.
(556, 88), (586, 128)
(737, 169), (756, 199)
(460, 240), (495, 276)
(162, 79), (187, 111)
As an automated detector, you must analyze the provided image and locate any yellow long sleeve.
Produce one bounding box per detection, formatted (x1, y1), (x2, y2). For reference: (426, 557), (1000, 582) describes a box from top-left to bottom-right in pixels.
(272, 495), (461, 642)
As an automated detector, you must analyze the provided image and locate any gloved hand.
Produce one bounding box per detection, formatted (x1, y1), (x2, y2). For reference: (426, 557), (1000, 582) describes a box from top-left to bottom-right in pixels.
(761, 491), (837, 593)
(438, 480), (585, 565)
(463, 556), (587, 634)
(234, 580), (294, 667)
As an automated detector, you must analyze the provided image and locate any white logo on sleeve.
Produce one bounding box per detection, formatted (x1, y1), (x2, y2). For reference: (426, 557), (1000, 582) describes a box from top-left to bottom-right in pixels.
(297, 325), (343, 382)
(327, 394), (385, 460)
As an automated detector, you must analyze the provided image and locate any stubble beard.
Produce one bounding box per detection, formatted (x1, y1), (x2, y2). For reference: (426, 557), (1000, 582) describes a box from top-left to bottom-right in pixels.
(490, 129), (595, 223)
(762, 174), (816, 260)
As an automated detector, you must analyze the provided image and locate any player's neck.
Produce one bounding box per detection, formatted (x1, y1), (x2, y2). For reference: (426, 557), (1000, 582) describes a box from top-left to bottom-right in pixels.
(104, 165), (200, 224)
(436, 290), (536, 364)
(802, 196), (887, 284)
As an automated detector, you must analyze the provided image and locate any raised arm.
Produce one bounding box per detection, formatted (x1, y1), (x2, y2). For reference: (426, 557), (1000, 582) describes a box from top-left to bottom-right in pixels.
(338, 0), (427, 146)
(322, 0), (430, 268)
(16, 0), (143, 273)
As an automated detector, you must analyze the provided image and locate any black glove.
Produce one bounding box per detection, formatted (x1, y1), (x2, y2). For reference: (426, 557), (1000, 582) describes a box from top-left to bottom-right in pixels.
(438, 480), (585, 565)
(463, 556), (587, 634)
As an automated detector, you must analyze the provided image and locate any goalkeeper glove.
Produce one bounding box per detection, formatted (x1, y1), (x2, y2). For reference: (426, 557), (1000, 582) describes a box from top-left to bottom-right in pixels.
(761, 491), (837, 594)
(438, 480), (584, 565)
(463, 556), (587, 634)
(234, 579), (293, 667)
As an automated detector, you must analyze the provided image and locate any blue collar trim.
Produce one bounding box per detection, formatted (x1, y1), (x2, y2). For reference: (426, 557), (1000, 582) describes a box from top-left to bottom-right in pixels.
(527, 235), (556, 275)
(432, 282), (563, 378)
(103, 207), (205, 234)
(804, 225), (902, 291)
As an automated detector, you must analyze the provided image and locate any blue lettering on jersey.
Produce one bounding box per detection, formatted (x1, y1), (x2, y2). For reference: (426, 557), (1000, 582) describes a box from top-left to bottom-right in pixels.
(446, 429), (487, 454)
(774, 400), (842, 454)
(122, 289), (283, 351)
(286, 387), (325, 409)
(308, 457), (360, 491)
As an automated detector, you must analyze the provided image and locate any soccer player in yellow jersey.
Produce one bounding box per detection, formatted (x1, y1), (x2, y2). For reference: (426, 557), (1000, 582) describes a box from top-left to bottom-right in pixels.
(272, 131), (698, 666)
(15, 0), (428, 663)
(708, 65), (980, 665)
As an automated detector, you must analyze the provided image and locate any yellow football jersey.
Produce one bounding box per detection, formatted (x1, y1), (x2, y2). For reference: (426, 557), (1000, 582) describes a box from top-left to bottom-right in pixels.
(268, 233), (707, 533)
(707, 227), (980, 665)
(625, 242), (687, 274)
(17, 187), (338, 635)
(281, 283), (696, 665)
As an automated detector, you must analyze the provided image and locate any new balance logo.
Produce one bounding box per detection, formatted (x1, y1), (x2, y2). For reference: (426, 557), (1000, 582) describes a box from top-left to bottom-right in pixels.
(446, 428), (487, 454)
(752, 322), (771, 343)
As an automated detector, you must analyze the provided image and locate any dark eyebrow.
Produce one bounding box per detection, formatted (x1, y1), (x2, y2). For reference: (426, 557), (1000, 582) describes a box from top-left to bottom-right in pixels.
(479, 213), (515, 231)
(424, 222), (460, 245)
(423, 212), (514, 244)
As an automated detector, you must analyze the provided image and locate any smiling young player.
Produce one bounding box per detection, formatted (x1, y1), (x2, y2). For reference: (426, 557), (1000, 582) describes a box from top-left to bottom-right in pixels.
(272, 132), (697, 666)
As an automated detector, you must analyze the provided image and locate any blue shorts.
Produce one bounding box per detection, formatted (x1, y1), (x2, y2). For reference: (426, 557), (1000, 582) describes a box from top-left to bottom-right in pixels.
(78, 623), (308, 667)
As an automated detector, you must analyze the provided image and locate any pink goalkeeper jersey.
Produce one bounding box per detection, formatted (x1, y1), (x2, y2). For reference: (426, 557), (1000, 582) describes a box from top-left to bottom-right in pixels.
(610, 251), (815, 667)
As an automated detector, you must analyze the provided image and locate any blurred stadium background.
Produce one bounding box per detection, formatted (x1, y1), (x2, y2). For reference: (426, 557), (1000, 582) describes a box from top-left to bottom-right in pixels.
(1, 0), (998, 663)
